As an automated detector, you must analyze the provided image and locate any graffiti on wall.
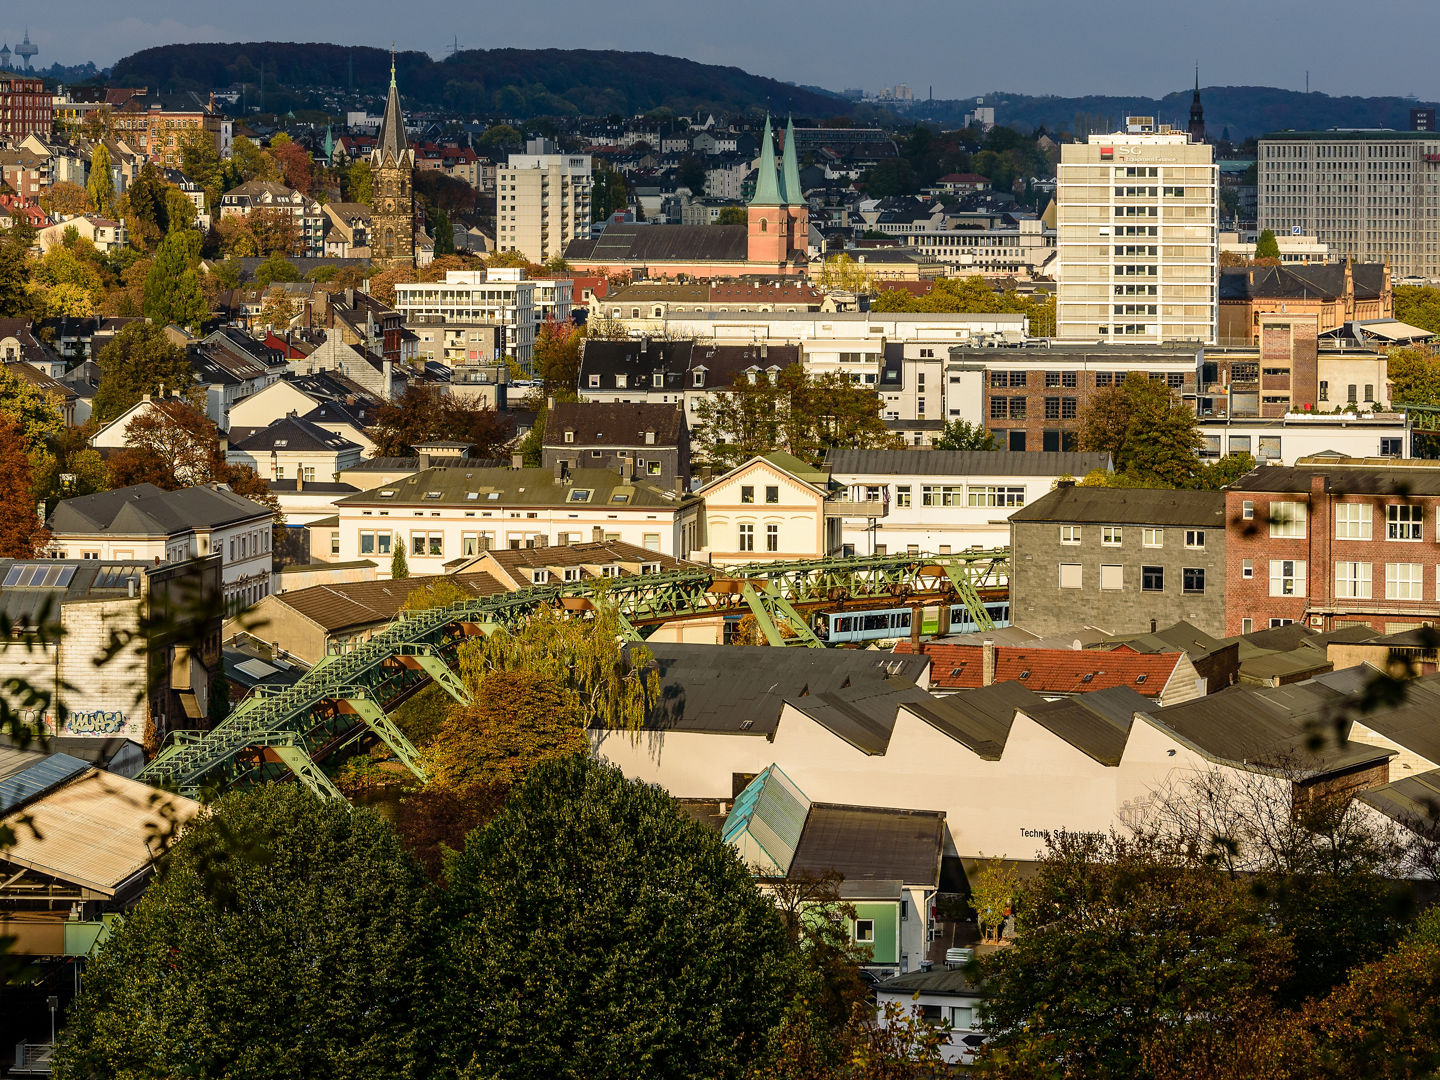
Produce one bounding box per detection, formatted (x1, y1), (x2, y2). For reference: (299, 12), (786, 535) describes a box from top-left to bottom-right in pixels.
(19, 708), (134, 737)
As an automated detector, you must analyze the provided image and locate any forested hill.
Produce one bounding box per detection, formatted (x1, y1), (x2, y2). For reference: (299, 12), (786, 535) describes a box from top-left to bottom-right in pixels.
(912, 86), (1440, 141)
(110, 43), (854, 119)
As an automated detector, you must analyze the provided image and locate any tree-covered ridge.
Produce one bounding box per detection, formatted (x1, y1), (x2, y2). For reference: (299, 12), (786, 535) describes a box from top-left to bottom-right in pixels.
(111, 43), (855, 120)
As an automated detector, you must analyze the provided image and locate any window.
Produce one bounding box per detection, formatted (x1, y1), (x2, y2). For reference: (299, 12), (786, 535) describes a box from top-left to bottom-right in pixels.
(1381, 437), (1403, 456)
(1102, 526), (1122, 546)
(923, 485), (964, 507)
(1387, 562), (1424, 600)
(896, 485), (911, 508)
(741, 486), (755, 504)
(588, 374), (600, 388)
(1319, 380), (1329, 401)
(968, 486), (1026, 508)
(1100, 564), (1124, 590)
(1336, 503), (1371, 540)
(1270, 618), (1294, 628)
(950, 1006), (976, 1031)
(739, 524), (754, 552)
(462, 533), (480, 556)
(1335, 561), (1372, 599)
(1142, 565), (1164, 591)
(1059, 563), (1082, 589)
(643, 533), (661, 552)
(765, 486), (779, 504)
(1269, 501), (1306, 538)
(1242, 558), (1253, 579)
(1269, 559), (1306, 597)
(1258, 436), (1282, 463)
(1142, 527), (1162, 548)
(1241, 500), (1254, 521)
(766, 524), (779, 552)
(1183, 567), (1206, 594)
(1388, 504), (1423, 541)
(412, 533), (427, 556)
(1046, 371), (1061, 387)
(1045, 396), (1061, 419)
(564, 429), (574, 443)
(330, 531), (340, 555)
(567, 488), (594, 503)
(1185, 530), (1205, 549)
(854, 920), (875, 943)
(1242, 618), (1254, 634)
(1060, 525), (1081, 544)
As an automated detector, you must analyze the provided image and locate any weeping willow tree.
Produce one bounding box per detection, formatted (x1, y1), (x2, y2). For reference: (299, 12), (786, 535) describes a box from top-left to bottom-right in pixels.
(457, 599), (656, 733)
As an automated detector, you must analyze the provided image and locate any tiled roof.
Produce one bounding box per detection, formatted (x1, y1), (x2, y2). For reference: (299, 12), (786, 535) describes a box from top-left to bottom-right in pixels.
(543, 401), (684, 447)
(270, 571), (505, 633)
(895, 641), (1182, 697)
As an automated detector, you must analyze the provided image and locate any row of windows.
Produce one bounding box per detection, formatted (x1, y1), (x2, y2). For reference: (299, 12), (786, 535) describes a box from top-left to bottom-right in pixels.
(1242, 500), (1431, 541)
(1240, 557), (1438, 601)
(737, 523), (781, 552)
(1059, 562), (1207, 594)
(1059, 525), (1205, 549)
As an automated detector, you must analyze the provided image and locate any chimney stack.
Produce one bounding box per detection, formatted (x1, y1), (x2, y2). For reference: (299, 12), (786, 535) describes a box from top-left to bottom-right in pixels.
(982, 639), (996, 687)
(418, 451), (431, 469)
(512, 452), (524, 470)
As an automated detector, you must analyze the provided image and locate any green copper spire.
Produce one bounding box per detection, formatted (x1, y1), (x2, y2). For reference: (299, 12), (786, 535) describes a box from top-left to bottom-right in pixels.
(323, 119), (334, 160)
(749, 115), (783, 207)
(779, 116), (802, 206)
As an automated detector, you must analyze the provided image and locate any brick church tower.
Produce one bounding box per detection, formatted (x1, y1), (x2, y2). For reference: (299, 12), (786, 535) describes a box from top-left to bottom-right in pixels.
(370, 57), (416, 269)
(747, 116), (808, 270)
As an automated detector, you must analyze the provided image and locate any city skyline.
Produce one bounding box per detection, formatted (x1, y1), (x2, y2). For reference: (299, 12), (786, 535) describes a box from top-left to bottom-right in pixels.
(20, 0), (1440, 103)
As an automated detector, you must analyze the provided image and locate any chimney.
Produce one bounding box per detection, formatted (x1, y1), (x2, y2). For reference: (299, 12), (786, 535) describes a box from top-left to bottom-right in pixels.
(296, 469), (304, 492)
(1311, 473), (1327, 499)
(673, 476), (684, 496)
(553, 459), (566, 481)
(418, 451), (431, 469)
(512, 452), (524, 470)
(981, 639), (996, 687)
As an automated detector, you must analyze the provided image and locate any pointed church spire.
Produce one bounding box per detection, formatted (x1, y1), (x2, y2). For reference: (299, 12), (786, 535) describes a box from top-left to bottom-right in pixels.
(1189, 64), (1206, 144)
(323, 119), (334, 161)
(779, 116), (802, 206)
(749, 115), (783, 207)
(375, 54), (409, 165)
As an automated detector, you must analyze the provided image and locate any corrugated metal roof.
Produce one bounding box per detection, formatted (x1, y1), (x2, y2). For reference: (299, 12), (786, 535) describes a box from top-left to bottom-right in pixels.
(722, 765), (811, 876)
(790, 804), (945, 887)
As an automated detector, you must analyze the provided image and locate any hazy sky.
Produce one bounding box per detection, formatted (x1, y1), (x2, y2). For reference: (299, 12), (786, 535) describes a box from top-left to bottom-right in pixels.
(19, 0), (1440, 101)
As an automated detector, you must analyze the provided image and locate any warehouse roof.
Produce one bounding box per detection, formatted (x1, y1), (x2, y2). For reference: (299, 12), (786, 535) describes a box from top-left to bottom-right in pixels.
(789, 804), (945, 887)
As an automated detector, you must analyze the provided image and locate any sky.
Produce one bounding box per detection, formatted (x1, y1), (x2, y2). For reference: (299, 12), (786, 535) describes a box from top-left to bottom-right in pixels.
(19, 0), (1440, 102)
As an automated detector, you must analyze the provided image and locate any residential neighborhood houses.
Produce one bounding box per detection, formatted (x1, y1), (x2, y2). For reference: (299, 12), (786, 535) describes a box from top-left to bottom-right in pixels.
(5, 36), (1440, 1078)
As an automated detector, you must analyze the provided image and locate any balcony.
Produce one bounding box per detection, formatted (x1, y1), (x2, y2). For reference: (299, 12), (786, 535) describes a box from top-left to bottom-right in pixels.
(825, 499), (889, 519)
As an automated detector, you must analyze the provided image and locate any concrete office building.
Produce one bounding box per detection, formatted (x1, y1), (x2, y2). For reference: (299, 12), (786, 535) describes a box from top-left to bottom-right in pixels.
(496, 140), (592, 263)
(1257, 130), (1440, 279)
(392, 268), (548, 367)
(1056, 117), (1218, 344)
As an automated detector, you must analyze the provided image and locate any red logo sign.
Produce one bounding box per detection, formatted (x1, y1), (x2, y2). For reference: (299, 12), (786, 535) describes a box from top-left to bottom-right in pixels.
(1100, 147), (1114, 159)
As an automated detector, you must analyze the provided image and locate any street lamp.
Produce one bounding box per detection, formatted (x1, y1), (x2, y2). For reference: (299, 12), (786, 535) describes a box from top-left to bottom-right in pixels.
(47, 995), (58, 1045)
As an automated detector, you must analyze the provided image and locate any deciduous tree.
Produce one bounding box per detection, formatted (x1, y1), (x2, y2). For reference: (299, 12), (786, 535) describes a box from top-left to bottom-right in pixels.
(87, 143), (113, 217)
(0, 364), (65, 454)
(1255, 228), (1282, 259)
(91, 321), (196, 423)
(39, 181), (93, 218)
(369, 384), (516, 458)
(932, 418), (999, 451)
(1077, 372), (1204, 487)
(533, 317), (583, 396)
(0, 418), (48, 557)
(53, 786), (440, 1080)
(0, 222), (37, 317)
(440, 755), (793, 1080)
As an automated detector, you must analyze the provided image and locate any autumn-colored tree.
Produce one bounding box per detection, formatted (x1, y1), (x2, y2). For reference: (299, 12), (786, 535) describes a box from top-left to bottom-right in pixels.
(87, 143), (114, 217)
(533, 317), (583, 397)
(230, 136), (280, 184)
(259, 286), (298, 328)
(268, 133), (314, 195)
(370, 384), (516, 458)
(39, 181), (94, 218)
(394, 782), (509, 881)
(29, 423), (110, 511)
(425, 669), (586, 790)
(0, 363), (66, 455)
(1076, 372), (1204, 488)
(0, 222), (37, 318)
(0, 418), (48, 557)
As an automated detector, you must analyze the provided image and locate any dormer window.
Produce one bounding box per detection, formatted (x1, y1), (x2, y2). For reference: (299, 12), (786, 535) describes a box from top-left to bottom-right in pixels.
(531, 569), (549, 584)
(652, 371), (664, 388)
(564, 429), (574, 443)
(644, 430), (655, 445)
(615, 374), (627, 389)
(568, 489), (594, 503)
(424, 491), (442, 500)
(693, 370), (705, 387)
(563, 567), (582, 582)
(641, 561), (660, 575)
(601, 565), (621, 578)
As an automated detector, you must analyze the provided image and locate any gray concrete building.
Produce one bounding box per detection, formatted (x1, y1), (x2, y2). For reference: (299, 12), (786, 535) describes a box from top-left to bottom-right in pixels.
(1008, 485), (1227, 637)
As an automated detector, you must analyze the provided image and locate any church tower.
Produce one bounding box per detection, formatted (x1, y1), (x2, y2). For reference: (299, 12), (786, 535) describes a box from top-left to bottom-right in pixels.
(1189, 66), (1206, 144)
(747, 116), (788, 266)
(371, 56), (416, 269)
(779, 117), (809, 258)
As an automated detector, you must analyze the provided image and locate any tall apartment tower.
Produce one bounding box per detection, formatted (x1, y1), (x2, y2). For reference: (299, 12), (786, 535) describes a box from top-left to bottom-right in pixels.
(370, 59), (416, 270)
(496, 139), (592, 263)
(1056, 117), (1218, 344)
(1257, 130), (1440, 278)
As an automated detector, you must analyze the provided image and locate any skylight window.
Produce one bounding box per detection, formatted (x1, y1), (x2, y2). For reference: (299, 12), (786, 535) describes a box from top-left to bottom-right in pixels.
(568, 489), (594, 503)
(274, 439), (288, 447)
(424, 491), (442, 500)
(1136, 674), (1148, 684)
(466, 492), (479, 500)
(611, 492), (630, 503)
(379, 490), (396, 499)
(487, 492), (500, 500)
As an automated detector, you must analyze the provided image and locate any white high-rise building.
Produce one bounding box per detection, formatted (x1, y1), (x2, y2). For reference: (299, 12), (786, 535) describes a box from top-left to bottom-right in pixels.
(1056, 117), (1218, 344)
(496, 139), (592, 264)
(1257, 130), (1440, 278)
(392, 268), (575, 368)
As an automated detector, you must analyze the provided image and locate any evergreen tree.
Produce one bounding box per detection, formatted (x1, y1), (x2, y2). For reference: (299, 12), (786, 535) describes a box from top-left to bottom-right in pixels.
(142, 229), (208, 330)
(391, 542), (409, 579)
(87, 143), (113, 216)
(1255, 228), (1282, 260)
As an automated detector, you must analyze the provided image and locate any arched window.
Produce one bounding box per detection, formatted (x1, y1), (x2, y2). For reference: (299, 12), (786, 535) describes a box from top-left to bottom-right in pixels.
(759, 218), (768, 233)
(385, 227), (395, 252)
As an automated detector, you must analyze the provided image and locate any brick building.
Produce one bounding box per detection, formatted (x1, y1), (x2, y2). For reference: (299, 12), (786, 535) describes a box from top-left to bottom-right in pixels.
(1218, 261), (1391, 346)
(1226, 458), (1440, 635)
(0, 72), (51, 142)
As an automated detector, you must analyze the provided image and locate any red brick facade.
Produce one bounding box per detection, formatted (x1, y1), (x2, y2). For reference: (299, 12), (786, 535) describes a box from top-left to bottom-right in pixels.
(0, 73), (51, 142)
(1226, 468), (1440, 634)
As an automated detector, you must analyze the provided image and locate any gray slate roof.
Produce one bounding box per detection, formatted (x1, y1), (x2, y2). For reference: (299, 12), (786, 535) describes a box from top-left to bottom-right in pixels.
(337, 466), (690, 510)
(1229, 464), (1440, 497)
(789, 804), (945, 887)
(48, 484), (270, 537)
(543, 401), (684, 448)
(232, 414), (361, 454)
(1010, 486), (1227, 526)
(826, 449), (1112, 478)
(566, 223), (749, 263)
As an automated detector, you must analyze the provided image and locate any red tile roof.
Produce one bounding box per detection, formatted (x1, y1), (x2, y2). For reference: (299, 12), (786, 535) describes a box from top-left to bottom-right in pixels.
(893, 642), (1181, 697)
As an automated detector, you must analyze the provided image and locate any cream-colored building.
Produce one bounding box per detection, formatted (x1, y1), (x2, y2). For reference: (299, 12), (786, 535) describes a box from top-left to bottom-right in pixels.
(694, 453), (840, 566)
(496, 140), (592, 263)
(1056, 117), (1218, 344)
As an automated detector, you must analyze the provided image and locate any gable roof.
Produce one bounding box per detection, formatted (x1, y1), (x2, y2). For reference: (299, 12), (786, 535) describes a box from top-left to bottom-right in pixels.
(265, 570), (505, 634)
(1219, 262), (1387, 302)
(231, 413), (361, 454)
(565, 223), (750, 264)
(827, 449), (1113, 478)
(473, 540), (695, 588)
(896, 641), (1184, 697)
(1229, 462), (1440, 497)
(336, 465), (689, 510)
(899, 681), (1039, 758)
(788, 803), (945, 887)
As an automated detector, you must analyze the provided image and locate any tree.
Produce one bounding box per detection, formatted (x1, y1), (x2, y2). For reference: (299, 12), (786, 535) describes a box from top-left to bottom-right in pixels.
(0, 364), (65, 455)
(0, 419), (48, 557)
(259, 286), (297, 327)
(439, 755), (794, 1080)
(230, 135), (280, 184)
(164, 186), (197, 233)
(714, 205), (747, 226)
(30, 242), (107, 318)
(1076, 372), (1204, 488)
(475, 124), (521, 154)
(0, 222), (37, 318)
(1394, 285), (1440, 336)
(248, 207), (300, 257)
(425, 669), (585, 790)
(344, 159), (373, 205)
(976, 831), (1293, 1080)
(39, 181), (93, 218)
(87, 143), (113, 217)
(269, 134), (314, 195)
(677, 155), (708, 193)
(391, 544), (409, 579)
(933, 418), (999, 451)
(122, 163), (172, 244)
(429, 205), (454, 256)
(370, 384), (516, 458)
(459, 601), (655, 731)
(817, 253), (875, 295)
(53, 786), (439, 1080)
(253, 254), (301, 288)
(1255, 228), (1282, 260)
(968, 855), (1019, 942)
(533, 317), (583, 396)
(92, 322), (196, 423)
(142, 228), (208, 330)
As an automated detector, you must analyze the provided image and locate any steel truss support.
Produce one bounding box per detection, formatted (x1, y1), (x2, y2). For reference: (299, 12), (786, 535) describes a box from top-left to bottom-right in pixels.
(334, 688), (429, 783)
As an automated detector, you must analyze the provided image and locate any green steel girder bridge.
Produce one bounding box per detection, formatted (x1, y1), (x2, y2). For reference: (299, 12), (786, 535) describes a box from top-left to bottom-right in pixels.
(1398, 404), (1440, 433)
(140, 550), (1009, 800)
